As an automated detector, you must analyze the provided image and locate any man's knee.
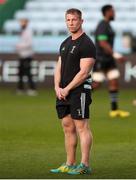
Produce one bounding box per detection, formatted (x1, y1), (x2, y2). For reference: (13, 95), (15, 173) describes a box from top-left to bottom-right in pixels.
(62, 117), (76, 134)
(75, 120), (89, 133)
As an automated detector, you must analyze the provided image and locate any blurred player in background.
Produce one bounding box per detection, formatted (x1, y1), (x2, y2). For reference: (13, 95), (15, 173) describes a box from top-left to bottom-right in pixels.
(93, 4), (130, 118)
(16, 18), (37, 96)
(50, 8), (96, 175)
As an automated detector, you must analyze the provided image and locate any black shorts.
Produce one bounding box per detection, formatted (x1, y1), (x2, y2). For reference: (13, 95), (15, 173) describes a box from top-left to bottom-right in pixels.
(56, 88), (92, 120)
(93, 56), (117, 72)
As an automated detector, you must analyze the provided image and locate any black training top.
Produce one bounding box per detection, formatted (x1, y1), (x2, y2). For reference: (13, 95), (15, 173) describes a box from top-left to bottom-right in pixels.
(95, 20), (115, 58)
(59, 32), (96, 89)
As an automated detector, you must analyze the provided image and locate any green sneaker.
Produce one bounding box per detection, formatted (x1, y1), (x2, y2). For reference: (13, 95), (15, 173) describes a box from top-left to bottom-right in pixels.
(68, 163), (91, 175)
(50, 163), (76, 173)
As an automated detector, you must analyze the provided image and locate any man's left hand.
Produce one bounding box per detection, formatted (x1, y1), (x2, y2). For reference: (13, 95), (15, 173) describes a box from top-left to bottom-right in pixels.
(60, 87), (70, 100)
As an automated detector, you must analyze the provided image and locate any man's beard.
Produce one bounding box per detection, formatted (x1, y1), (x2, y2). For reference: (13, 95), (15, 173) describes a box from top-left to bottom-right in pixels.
(71, 26), (81, 33)
(21, 25), (27, 30)
(109, 16), (115, 21)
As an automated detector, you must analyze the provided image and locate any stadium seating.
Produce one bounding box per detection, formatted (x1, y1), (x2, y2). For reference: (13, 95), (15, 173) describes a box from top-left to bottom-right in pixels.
(0, 0), (135, 53)
(3, 0), (136, 35)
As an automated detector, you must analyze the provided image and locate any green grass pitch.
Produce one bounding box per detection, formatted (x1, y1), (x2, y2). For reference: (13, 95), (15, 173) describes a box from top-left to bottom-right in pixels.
(0, 88), (136, 179)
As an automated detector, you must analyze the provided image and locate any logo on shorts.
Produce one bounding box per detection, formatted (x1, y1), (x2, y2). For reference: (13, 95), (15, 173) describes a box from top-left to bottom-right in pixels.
(77, 109), (82, 116)
(70, 46), (76, 54)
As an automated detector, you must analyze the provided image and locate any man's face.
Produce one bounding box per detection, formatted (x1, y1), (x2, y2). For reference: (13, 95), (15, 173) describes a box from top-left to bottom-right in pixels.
(65, 13), (83, 33)
(20, 19), (28, 29)
(108, 8), (115, 21)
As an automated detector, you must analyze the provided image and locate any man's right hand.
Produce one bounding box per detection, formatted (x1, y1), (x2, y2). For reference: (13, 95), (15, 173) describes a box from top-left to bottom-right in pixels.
(55, 86), (65, 100)
(113, 52), (126, 63)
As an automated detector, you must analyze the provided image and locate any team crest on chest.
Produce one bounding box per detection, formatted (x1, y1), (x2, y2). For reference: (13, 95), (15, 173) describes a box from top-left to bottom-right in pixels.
(61, 47), (65, 51)
(70, 46), (76, 54)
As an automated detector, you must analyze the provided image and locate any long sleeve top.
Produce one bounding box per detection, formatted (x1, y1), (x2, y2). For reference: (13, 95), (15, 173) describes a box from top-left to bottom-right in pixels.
(16, 28), (33, 58)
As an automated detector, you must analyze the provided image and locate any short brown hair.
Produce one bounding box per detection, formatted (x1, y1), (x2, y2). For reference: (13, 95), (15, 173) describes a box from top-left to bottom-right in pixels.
(65, 8), (82, 19)
(101, 5), (113, 16)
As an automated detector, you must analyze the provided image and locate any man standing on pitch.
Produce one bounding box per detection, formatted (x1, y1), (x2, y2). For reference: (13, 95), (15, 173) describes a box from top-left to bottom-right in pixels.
(93, 5), (130, 118)
(16, 18), (37, 96)
(50, 8), (96, 175)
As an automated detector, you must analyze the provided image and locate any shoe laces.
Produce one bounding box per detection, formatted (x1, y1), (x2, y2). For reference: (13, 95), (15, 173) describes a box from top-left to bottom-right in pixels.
(74, 163), (85, 171)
